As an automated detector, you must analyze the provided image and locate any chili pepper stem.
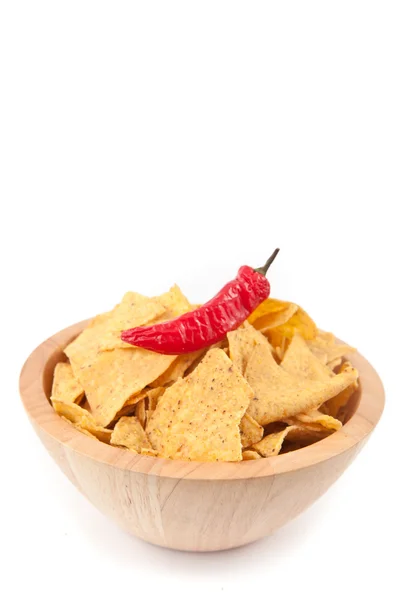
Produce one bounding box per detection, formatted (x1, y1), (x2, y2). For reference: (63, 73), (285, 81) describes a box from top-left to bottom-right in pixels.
(254, 248), (280, 276)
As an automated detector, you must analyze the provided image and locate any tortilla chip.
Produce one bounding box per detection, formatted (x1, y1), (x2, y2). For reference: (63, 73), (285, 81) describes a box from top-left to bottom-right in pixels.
(286, 409), (342, 432)
(321, 361), (359, 420)
(50, 362), (84, 405)
(145, 388), (165, 427)
(274, 339), (289, 362)
(248, 298), (298, 332)
(141, 447), (158, 457)
(239, 413), (264, 448)
(65, 315), (109, 369)
(227, 322), (269, 375)
(307, 331), (355, 365)
(147, 349), (253, 461)
(135, 398), (146, 428)
(242, 450), (262, 460)
(110, 417), (152, 453)
(266, 306), (318, 348)
(87, 311), (113, 328)
(245, 338), (358, 425)
(150, 350), (204, 387)
(327, 358), (343, 371)
(111, 389), (149, 421)
(252, 424), (327, 457)
(52, 400), (112, 443)
(99, 292), (167, 351)
(252, 427), (294, 457)
(280, 334), (333, 381)
(148, 387), (165, 410)
(71, 348), (175, 427)
(156, 284), (192, 320)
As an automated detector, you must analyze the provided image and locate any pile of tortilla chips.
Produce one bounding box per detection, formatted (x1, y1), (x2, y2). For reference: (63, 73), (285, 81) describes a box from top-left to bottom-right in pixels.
(50, 289), (359, 462)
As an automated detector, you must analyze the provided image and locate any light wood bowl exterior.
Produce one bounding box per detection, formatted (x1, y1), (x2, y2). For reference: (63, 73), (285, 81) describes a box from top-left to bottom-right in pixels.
(19, 320), (385, 552)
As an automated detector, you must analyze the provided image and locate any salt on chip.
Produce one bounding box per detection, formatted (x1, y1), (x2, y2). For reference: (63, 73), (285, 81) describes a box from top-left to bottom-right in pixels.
(242, 450), (262, 460)
(110, 416), (152, 453)
(52, 400), (112, 443)
(147, 349), (253, 462)
(239, 413), (264, 448)
(245, 337), (358, 425)
(227, 322), (270, 375)
(50, 362), (84, 405)
(248, 298), (298, 332)
(74, 348), (175, 427)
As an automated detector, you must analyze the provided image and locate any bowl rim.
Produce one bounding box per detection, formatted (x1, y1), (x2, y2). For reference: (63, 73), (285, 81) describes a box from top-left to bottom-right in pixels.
(19, 319), (385, 481)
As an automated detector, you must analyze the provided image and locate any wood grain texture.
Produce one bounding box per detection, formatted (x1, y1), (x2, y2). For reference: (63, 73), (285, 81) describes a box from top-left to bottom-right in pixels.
(19, 320), (385, 551)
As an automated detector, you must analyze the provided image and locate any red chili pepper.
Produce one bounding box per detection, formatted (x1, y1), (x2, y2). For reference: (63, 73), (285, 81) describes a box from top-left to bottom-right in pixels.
(121, 249), (280, 355)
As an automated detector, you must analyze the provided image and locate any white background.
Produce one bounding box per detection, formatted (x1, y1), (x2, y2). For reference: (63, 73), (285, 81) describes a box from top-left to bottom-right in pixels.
(1, 1), (399, 599)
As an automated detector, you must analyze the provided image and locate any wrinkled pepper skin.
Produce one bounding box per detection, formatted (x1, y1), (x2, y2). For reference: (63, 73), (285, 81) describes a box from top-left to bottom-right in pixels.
(121, 251), (279, 355)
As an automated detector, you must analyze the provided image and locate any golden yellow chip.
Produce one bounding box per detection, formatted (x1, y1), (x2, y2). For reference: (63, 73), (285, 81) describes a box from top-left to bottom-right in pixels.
(52, 400), (112, 443)
(147, 349), (254, 461)
(252, 427), (294, 457)
(99, 292), (167, 351)
(72, 348), (175, 427)
(65, 315), (109, 369)
(266, 306), (318, 348)
(274, 339), (289, 362)
(321, 361), (359, 420)
(307, 330), (355, 365)
(248, 298), (298, 331)
(227, 322), (269, 375)
(327, 358), (343, 371)
(87, 310), (113, 328)
(77, 415), (113, 443)
(145, 387), (166, 428)
(239, 413), (264, 448)
(150, 350), (204, 387)
(147, 387), (165, 410)
(112, 389), (149, 421)
(252, 424), (327, 457)
(110, 416), (152, 453)
(286, 409), (342, 432)
(156, 284), (192, 320)
(242, 450), (262, 460)
(135, 398), (146, 428)
(245, 337), (358, 425)
(280, 334), (333, 381)
(50, 362), (84, 405)
(141, 447), (158, 457)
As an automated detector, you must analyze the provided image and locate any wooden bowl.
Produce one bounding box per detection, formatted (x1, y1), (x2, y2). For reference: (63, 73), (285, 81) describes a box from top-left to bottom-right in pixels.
(19, 320), (385, 552)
